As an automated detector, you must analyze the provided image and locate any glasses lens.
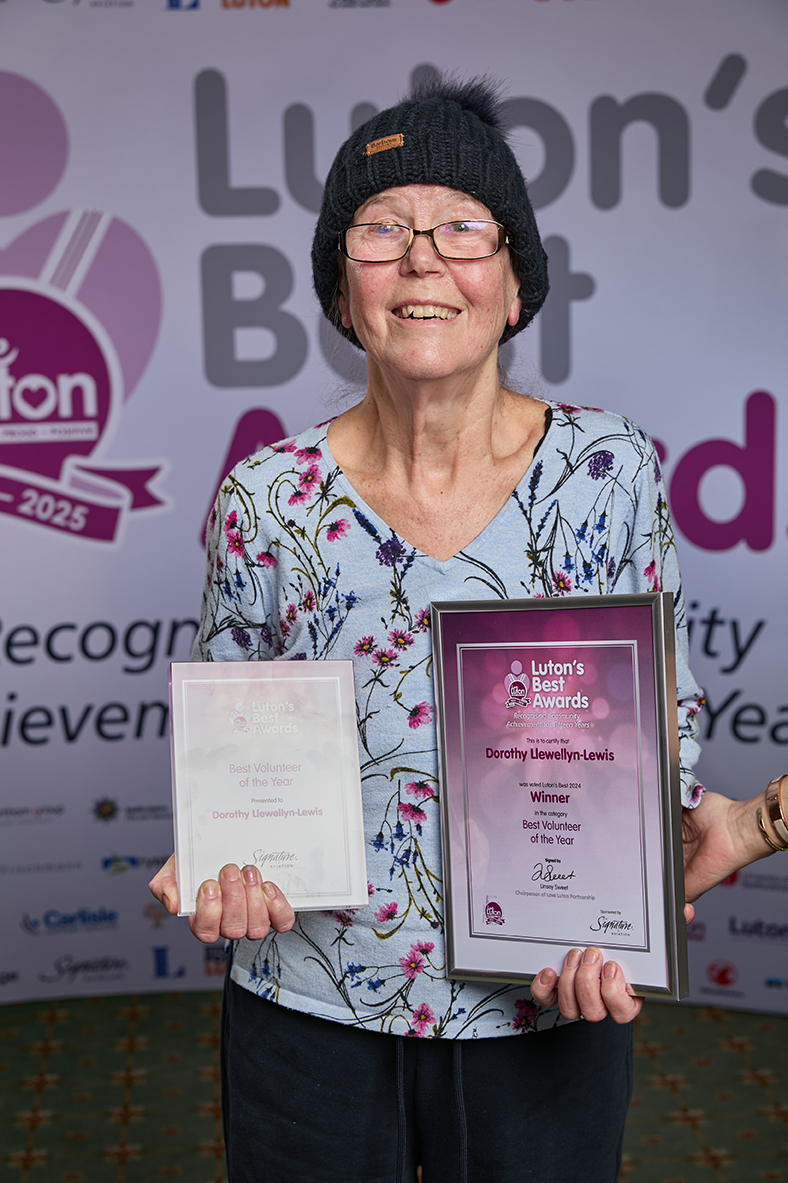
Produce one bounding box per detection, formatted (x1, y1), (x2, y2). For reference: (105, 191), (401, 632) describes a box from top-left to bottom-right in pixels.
(433, 221), (503, 259)
(343, 223), (411, 261)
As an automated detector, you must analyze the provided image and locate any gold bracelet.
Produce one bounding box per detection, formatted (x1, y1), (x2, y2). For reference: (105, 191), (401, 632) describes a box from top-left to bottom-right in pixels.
(758, 807), (788, 854)
(765, 775), (788, 846)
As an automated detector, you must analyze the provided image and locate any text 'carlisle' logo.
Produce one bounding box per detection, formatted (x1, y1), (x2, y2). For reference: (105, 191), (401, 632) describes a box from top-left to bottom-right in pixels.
(0, 72), (165, 544)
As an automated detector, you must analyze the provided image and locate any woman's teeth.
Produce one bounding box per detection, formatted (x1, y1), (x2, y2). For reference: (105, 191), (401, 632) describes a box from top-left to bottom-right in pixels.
(394, 305), (458, 320)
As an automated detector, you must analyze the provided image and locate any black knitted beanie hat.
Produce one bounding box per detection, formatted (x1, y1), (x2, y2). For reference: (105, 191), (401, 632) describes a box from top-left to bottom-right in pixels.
(311, 73), (549, 349)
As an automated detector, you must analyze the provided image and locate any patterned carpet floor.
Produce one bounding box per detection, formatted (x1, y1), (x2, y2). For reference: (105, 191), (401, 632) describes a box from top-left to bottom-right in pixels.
(0, 991), (785, 1182)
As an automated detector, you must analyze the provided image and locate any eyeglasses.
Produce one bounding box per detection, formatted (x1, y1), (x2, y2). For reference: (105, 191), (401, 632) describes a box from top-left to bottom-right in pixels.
(339, 220), (508, 263)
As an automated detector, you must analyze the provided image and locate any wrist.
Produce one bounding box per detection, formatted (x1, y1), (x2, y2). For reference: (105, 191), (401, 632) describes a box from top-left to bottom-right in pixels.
(757, 775), (788, 855)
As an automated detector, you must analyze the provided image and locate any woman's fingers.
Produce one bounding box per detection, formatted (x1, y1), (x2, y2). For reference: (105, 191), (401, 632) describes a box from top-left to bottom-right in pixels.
(599, 961), (645, 1023)
(186, 864), (296, 944)
(532, 948), (644, 1025)
(556, 947), (583, 1020)
(260, 879), (296, 934)
(148, 854), (180, 915)
(530, 966), (559, 1009)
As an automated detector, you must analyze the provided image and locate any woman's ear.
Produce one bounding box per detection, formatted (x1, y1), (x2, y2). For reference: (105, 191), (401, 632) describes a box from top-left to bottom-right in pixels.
(337, 261), (353, 330)
(507, 291), (523, 328)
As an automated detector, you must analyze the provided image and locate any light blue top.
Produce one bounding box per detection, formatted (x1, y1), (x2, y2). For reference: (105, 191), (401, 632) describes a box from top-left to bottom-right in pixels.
(193, 400), (704, 1039)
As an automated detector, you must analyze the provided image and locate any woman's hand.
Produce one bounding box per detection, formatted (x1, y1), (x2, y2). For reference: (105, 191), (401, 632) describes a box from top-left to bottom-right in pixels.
(530, 947), (644, 1024)
(148, 855), (295, 944)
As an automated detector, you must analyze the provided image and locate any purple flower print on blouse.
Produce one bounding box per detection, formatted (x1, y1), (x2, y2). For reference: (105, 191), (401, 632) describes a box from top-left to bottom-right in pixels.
(376, 537), (406, 567)
(231, 627), (252, 650)
(587, 451), (614, 481)
(407, 702), (433, 730)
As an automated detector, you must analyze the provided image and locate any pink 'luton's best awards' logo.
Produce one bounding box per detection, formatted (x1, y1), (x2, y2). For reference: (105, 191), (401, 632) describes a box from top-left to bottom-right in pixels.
(0, 72), (164, 543)
(504, 659), (530, 709)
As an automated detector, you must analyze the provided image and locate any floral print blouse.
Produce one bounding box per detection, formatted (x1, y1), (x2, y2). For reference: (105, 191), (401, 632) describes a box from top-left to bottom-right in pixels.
(193, 400), (704, 1039)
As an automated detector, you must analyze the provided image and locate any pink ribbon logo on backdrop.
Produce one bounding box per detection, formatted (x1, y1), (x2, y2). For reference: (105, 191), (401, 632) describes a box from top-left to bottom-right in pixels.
(0, 72), (164, 544)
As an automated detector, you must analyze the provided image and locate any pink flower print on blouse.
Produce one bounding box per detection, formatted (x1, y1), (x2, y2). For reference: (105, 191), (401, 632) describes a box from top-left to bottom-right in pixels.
(226, 531), (245, 557)
(354, 636), (375, 658)
(399, 948), (425, 980)
(410, 1002), (435, 1036)
(255, 551), (277, 568)
(285, 604), (298, 625)
(512, 998), (539, 1033)
(223, 510), (238, 534)
(287, 485), (309, 507)
(297, 464), (321, 498)
(272, 441), (296, 454)
(301, 589), (316, 613)
(373, 648), (398, 669)
(643, 560), (660, 592)
(405, 781), (433, 801)
(397, 802), (426, 825)
(414, 608), (431, 632)
(388, 629), (414, 652)
(374, 901), (398, 923)
(326, 519), (349, 542)
(295, 444), (322, 464)
(552, 570), (572, 595)
(407, 702), (433, 730)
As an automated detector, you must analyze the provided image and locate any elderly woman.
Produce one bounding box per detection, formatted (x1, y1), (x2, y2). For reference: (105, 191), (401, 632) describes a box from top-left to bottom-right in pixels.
(151, 75), (785, 1183)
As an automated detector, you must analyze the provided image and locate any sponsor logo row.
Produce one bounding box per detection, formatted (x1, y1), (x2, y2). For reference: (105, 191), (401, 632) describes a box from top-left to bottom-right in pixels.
(0, 944), (227, 988)
(32, 0), (604, 9)
(0, 799), (170, 826)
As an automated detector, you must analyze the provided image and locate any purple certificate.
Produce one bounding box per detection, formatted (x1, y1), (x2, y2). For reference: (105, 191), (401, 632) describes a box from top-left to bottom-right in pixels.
(432, 594), (688, 1000)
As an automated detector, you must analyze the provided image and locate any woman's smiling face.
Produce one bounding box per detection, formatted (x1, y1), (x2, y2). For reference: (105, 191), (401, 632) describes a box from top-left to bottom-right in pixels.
(337, 185), (522, 386)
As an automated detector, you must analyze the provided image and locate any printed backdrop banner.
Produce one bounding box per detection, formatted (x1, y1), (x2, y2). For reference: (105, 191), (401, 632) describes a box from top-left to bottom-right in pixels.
(0, 0), (786, 1010)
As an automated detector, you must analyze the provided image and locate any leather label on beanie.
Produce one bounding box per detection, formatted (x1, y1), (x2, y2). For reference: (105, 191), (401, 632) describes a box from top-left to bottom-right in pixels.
(365, 134), (404, 156)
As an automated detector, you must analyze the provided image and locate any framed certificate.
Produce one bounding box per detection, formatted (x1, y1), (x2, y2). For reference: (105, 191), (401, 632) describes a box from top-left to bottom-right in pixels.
(432, 593), (688, 1000)
(169, 660), (368, 915)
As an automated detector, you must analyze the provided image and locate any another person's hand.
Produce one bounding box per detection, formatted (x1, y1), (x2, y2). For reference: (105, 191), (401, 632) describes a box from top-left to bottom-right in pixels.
(148, 855), (295, 944)
(530, 947), (644, 1024)
(681, 789), (774, 921)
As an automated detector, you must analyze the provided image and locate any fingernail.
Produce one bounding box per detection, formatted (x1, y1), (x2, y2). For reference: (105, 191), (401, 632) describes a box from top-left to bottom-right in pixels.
(566, 948), (582, 968)
(603, 961), (617, 980)
(223, 864), (240, 882)
(539, 969), (554, 985)
(203, 881), (218, 900)
(243, 866), (259, 886)
(582, 947), (601, 965)
(263, 881), (277, 900)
